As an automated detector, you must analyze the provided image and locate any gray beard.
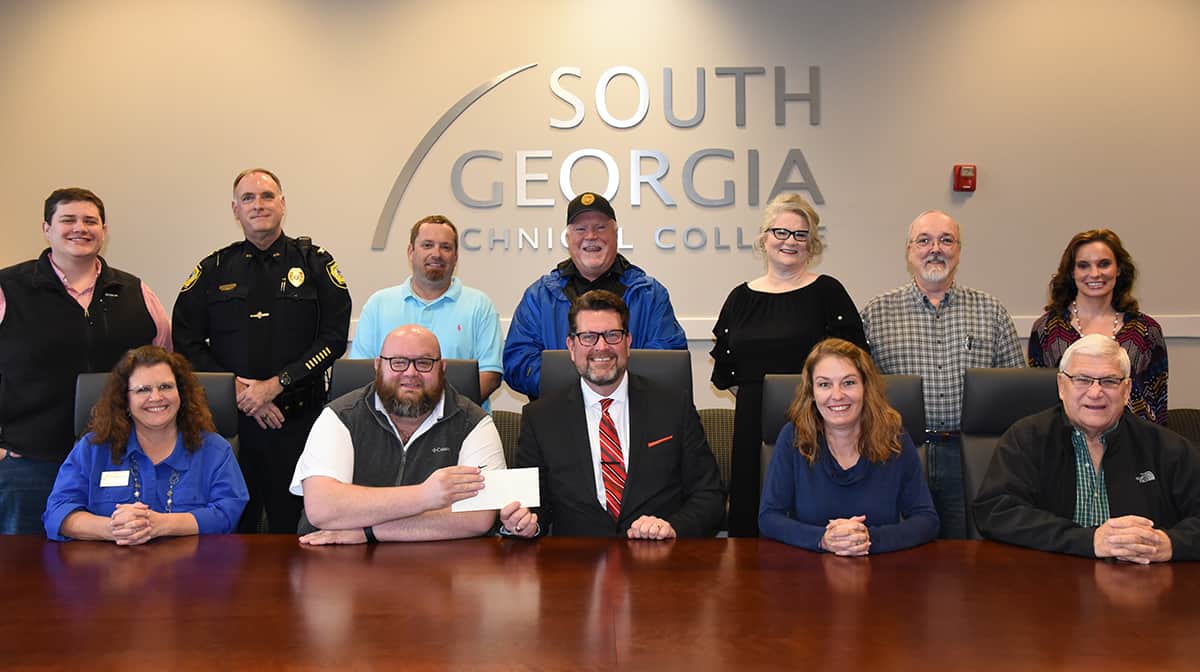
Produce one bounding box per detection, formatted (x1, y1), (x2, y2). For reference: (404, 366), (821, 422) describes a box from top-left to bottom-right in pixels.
(919, 266), (950, 283)
(582, 364), (622, 388)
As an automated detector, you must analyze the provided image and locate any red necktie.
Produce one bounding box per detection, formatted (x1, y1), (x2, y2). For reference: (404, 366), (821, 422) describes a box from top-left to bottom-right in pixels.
(599, 398), (626, 520)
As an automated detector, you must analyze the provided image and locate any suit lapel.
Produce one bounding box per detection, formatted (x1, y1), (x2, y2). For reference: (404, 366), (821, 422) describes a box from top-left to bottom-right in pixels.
(620, 374), (652, 520)
(562, 384), (609, 516)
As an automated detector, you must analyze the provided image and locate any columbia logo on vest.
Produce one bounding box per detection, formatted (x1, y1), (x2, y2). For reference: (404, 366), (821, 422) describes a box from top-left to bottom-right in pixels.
(431, 446), (450, 453)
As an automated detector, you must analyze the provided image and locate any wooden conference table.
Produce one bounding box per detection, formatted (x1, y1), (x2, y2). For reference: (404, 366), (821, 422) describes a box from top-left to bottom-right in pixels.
(2, 535), (1195, 670)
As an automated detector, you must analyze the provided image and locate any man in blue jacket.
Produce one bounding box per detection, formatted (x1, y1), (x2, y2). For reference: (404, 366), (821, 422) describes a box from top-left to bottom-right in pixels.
(503, 192), (686, 398)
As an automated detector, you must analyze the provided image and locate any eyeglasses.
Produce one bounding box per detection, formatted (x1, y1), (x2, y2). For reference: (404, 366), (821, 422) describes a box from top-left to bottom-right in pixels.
(128, 382), (177, 397)
(570, 329), (627, 346)
(909, 234), (960, 250)
(1058, 371), (1127, 390)
(379, 356), (441, 373)
(769, 228), (810, 242)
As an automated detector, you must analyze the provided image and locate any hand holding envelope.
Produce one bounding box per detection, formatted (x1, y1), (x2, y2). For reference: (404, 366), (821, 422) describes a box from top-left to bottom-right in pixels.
(451, 467), (540, 512)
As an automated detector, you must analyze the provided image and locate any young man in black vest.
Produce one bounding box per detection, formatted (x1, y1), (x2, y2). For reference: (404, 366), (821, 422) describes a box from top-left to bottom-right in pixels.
(0, 188), (171, 534)
(291, 325), (504, 544)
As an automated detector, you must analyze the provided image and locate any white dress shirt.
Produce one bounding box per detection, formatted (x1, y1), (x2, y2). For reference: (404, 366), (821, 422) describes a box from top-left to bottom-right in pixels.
(289, 391), (505, 495)
(579, 372), (631, 510)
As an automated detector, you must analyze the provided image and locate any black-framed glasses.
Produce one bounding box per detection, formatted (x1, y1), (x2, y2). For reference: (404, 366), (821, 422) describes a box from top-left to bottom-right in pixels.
(1058, 371), (1127, 390)
(769, 227), (810, 242)
(570, 329), (627, 346)
(909, 234), (959, 249)
(379, 356), (441, 373)
(128, 382), (177, 397)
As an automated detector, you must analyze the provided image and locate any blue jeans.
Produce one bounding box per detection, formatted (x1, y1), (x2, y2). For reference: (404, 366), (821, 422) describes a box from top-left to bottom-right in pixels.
(926, 436), (966, 540)
(0, 453), (62, 535)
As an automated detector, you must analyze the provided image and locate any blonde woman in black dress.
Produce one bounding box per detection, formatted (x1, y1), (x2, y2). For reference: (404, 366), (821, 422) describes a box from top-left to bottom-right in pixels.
(712, 193), (868, 537)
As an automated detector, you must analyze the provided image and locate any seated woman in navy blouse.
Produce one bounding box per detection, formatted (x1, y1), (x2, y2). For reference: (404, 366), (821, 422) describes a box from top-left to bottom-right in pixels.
(44, 346), (248, 543)
(759, 338), (938, 554)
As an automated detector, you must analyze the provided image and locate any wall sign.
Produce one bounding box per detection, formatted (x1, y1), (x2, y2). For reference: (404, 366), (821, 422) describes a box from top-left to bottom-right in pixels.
(374, 63), (823, 253)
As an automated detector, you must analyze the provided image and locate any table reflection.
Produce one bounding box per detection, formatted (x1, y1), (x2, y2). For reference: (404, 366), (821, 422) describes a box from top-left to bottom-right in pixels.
(44, 535), (243, 618)
(1093, 560), (1174, 610)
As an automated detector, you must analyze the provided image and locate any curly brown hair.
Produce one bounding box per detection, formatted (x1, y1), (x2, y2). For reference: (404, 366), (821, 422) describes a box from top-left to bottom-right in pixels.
(1046, 229), (1139, 314)
(785, 338), (903, 464)
(87, 346), (215, 464)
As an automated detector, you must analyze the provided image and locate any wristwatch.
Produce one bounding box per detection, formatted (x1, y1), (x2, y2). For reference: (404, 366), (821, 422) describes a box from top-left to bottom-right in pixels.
(278, 371), (292, 388)
(498, 522), (540, 537)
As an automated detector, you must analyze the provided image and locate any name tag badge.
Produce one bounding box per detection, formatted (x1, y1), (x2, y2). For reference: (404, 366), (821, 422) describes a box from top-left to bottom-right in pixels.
(100, 470), (130, 487)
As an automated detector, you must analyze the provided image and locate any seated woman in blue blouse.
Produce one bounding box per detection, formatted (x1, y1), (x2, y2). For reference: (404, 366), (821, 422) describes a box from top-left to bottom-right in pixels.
(44, 346), (248, 543)
(759, 338), (938, 554)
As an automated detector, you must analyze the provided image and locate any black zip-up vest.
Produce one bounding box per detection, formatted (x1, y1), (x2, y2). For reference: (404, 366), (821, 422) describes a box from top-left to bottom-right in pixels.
(0, 250), (155, 460)
(297, 382), (487, 534)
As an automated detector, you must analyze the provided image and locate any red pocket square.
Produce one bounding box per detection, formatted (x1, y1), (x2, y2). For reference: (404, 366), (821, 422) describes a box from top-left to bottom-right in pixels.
(647, 435), (674, 448)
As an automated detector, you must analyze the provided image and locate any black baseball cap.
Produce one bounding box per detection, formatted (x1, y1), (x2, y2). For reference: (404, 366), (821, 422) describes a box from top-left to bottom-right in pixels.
(566, 192), (616, 224)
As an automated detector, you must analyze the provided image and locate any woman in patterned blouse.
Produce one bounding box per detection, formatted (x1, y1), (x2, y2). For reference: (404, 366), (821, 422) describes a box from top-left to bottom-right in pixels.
(1028, 229), (1167, 424)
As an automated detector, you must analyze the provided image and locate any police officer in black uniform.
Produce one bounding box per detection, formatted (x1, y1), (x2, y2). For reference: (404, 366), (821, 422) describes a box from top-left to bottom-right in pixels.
(173, 168), (350, 533)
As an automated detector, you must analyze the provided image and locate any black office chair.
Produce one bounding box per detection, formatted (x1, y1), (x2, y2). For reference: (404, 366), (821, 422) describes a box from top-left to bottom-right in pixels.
(538, 349), (692, 400)
(74, 371), (239, 439)
(1167, 408), (1200, 445)
(884, 375), (926, 448)
(760, 373), (929, 488)
(760, 375), (799, 488)
(329, 358), (483, 405)
(960, 367), (1060, 539)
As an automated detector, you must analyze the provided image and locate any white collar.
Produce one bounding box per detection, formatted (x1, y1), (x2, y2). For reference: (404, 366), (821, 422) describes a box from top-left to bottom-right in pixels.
(579, 371), (630, 409)
(372, 389), (447, 443)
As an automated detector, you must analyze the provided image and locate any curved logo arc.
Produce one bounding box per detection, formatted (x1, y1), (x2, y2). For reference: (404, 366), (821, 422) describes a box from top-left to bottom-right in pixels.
(372, 62), (539, 250)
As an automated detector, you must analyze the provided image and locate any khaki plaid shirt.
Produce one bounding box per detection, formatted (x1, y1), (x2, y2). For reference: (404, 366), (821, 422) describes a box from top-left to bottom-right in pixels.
(861, 282), (1025, 431)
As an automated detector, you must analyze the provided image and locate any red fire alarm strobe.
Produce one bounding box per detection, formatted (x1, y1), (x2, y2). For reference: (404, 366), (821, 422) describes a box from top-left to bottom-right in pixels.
(953, 164), (976, 192)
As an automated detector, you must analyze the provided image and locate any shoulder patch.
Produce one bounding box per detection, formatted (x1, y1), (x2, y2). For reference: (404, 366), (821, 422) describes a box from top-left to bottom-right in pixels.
(326, 260), (347, 289)
(180, 264), (202, 292)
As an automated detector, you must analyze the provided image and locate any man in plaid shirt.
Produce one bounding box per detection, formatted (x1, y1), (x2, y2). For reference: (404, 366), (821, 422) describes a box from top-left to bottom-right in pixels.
(860, 210), (1024, 538)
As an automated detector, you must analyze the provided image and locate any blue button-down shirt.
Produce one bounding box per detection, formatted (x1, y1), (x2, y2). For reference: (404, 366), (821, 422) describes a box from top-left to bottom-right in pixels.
(43, 431), (248, 540)
(350, 276), (503, 373)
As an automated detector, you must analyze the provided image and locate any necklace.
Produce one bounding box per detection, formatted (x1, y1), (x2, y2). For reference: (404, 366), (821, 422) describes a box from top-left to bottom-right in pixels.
(129, 459), (181, 513)
(1070, 301), (1120, 339)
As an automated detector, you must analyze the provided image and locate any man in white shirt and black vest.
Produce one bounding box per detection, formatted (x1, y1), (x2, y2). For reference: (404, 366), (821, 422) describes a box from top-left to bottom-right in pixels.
(291, 325), (505, 544)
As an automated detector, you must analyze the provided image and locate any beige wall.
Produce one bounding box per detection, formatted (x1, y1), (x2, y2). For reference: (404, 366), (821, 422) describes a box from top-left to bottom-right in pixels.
(3, 0), (1198, 411)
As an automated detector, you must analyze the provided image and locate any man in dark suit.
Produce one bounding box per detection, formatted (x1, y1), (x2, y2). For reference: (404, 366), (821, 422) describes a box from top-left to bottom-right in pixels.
(500, 290), (724, 539)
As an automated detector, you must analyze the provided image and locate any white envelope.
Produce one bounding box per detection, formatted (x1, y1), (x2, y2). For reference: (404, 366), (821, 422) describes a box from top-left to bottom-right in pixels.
(451, 467), (540, 512)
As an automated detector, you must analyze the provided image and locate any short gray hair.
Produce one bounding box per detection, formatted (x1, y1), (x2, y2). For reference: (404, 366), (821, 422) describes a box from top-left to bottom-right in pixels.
(1060, 333), (1131, 378)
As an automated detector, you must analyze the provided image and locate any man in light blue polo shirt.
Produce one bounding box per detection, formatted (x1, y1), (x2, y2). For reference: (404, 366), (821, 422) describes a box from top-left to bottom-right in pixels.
(352, 215), (502, 402)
